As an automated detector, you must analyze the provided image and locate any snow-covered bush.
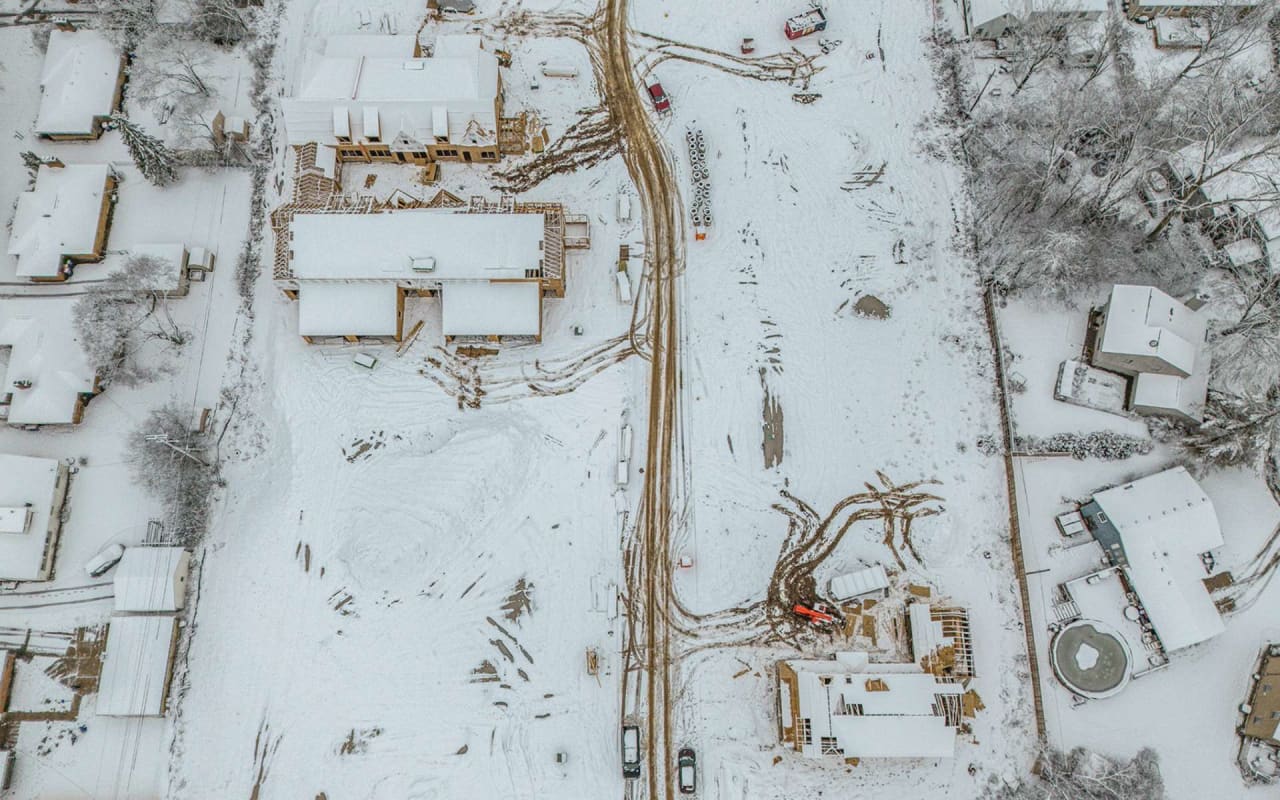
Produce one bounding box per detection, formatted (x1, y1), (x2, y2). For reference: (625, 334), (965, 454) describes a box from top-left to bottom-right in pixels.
(1014, 431), (1153, 461)
(1151, 389), (1280, 470)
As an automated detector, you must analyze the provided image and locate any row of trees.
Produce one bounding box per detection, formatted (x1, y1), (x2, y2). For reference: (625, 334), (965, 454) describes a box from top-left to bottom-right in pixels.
(993, 746), (1165, 800)
(955, 3), (1280, 470)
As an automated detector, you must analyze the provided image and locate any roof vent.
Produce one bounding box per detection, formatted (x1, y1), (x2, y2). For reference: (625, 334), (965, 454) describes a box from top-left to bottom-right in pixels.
(411, 256), (436, 273)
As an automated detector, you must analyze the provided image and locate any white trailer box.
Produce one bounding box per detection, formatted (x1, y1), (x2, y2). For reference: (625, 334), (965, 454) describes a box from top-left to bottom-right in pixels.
(616, 271), (632, 304)
(541, 63), (579, 78)
(828, 564), (890, 601)
(617, 193), (631, 223)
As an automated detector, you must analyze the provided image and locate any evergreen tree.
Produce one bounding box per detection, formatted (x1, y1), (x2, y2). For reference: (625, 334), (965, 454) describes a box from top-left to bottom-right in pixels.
(111, 115), (178, 186)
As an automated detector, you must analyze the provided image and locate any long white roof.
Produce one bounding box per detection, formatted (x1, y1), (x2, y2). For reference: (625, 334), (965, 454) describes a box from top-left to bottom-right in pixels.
(0, 454), (62, 582)
(8, 164), (111, 279)
(785, 651), (963, 759)
(441, 282), (541, 337)
(0, 300), (96, 426)
(36, 30), (122, 136)
(113, 547), (190, 613)
(969, 0), (1108, 24)
(97, 615), (178, 717)
(289, 210), (544, 281)
(283, 35), (498, 146)
(1093, 467), (1225, 652)
(298, 283), (401, 338)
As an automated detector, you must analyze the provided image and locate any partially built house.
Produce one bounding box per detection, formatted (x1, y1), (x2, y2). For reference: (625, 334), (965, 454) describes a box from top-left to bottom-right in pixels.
(282, 34), (516, 167)
(272, 194), (586, 343)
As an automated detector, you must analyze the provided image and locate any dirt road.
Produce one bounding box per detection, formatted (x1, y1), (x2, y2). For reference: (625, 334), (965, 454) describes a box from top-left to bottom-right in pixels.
(593, 0), (685, 797)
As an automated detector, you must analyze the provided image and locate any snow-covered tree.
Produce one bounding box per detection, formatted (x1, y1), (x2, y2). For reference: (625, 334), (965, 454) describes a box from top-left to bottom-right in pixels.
(127, 403), (220, 544)
(100, 0), (158, 50)
(20, 151), (44, 182)
(993, 746), (1165, 800)
(189, 0), (250, 45)
(1155, 389), (1280, 470)
(111, 115), (179, 186)
(72, 255), (189, 388)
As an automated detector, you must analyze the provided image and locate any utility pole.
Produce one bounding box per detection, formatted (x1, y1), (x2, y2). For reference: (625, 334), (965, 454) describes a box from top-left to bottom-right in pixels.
(144, 434), (210, 467)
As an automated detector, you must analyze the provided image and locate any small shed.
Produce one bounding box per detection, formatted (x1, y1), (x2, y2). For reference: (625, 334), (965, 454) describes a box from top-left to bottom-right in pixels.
(96, 615), (180, 717)
(113, 547), (192, 613)
(828, 564), (890, 601)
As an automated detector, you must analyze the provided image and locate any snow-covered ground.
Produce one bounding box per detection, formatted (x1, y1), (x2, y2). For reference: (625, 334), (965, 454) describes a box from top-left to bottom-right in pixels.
(0, 0), (1274, 797)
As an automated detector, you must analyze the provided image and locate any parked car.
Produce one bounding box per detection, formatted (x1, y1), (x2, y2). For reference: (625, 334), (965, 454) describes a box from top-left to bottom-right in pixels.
(85, 543), (125, 578)
(647, 81), (671, 113)
(677, 747), (696, 794)
(621, 725), (641, 779)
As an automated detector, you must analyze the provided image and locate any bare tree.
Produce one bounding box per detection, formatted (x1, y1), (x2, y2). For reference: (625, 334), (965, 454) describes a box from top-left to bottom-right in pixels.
(1153, 388), (1280, 469)
(188, 0), (250, 45)
(72, 255), (190, 388)
(127, 403), (220, 544)
(1005, 10), (1070, 97)
(993, 746), (1165, 800)
(1158, 3), (1273, 95)
(99, 0), (157, 50)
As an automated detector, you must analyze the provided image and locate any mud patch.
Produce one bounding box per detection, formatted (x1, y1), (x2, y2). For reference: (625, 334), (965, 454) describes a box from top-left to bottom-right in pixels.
(501, 577), (534, 622)
(853, 295), (891, 320)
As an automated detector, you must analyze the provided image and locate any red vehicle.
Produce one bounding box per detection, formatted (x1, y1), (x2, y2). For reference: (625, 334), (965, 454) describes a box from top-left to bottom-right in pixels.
(784, 7), (827, 40)
(793, 602), (837, 627)
(647, 81), (671, 113)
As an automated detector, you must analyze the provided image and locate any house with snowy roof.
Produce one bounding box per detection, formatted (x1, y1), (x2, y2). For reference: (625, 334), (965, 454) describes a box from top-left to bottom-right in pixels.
(964, 0), (1108, 40)
(1082, 466), (1225, 653)
(282, 34), (505, 168)
(273, 197), (577, 343)
(0, 300), (100, 427)
(7, 163), (117, 282)
(35, 29), (126, 140)
(97, 614), (180, 717)
(1090, 284), (1210, 423)
(0, 455), (70, 582)
(777, 650), (965, 761)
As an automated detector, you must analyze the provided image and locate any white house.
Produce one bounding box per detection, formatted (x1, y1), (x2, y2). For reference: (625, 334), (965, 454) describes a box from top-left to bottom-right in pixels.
(0, 455), (70, 582)
(275, 202), (572, 343)
(282, 34), (503, 166)
(96, 615), (179, 717)
(0, 300), (99, 427)
(966, 0), (1108, 40)
(113, 547), (192, 613)
(1091, 285), (1210, 422)
(35, 29), (125, 140)
(1082, 466), (1225, 653)
(777, 651), (965, 760)
(7, 163), (116, 281)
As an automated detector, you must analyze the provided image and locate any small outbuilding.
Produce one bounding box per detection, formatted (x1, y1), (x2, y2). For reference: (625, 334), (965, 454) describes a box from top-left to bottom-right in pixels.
(0, 455), (70, 582)
(35, 30), (126, 140)
(96, 614), (180, 717)
(113, 547), (192, 613)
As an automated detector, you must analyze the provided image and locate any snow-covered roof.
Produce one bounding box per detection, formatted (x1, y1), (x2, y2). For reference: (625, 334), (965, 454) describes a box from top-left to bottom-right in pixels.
(1132, 0), (1260, 7)
(1092, 467), (1225, 652)
(441, 282), (541, 337)
(298, 283), (401, 338)
(35, 30), (122, 136)
(113, 547), (191, 613)
(828, 564), (890, 600)
(909, 603), (953, 664)
(288, 211), (544, 281)
(0, 454), (64, 582)
(97, 615), (178, 717)
(782, 651), (963, 759)
(322, 34), (417, 59)
(283, 34), (499, 146)
(1097, 285), (1203, 377)
(7, 164), (112, 279)
(1167, 145), (1280, 220)
(0, 300), (97, 426)
(1131, 367), (1210, 421)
